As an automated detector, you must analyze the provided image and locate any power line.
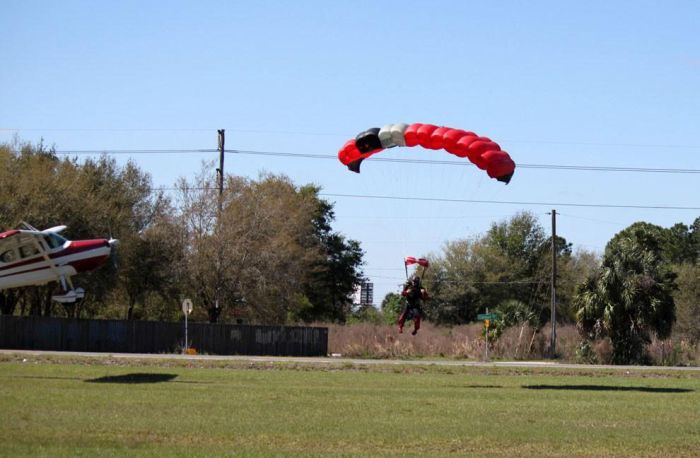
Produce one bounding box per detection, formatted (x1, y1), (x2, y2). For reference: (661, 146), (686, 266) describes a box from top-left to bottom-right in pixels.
(556, 212), (625, 225)
(6, 127), (700, 149)
(318, 193), (700, 211)
(337, 215), (478, 220)
(155, 186), (699, 211)
(54, 148), (215, 155)
(49, 147), (700, 174)
(514, 164), (699, 174)
(498, 139), (700, 149)
(364, 268), (407, 271)
(1, 128), (215, 132)
(229, 150), (700, 174)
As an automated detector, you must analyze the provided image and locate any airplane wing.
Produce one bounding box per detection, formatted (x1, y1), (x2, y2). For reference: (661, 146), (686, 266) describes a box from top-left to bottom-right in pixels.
(0, 229), (21, 240)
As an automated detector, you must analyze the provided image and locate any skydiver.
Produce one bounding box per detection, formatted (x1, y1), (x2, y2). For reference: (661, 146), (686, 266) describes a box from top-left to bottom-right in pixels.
(398, 276), (428, 335)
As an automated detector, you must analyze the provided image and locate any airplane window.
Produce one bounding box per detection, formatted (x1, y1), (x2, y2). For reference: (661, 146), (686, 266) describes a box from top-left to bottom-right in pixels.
(0, 249), (16, 263)
(44, 233), (66, 249)
(19, 244), (39, 258)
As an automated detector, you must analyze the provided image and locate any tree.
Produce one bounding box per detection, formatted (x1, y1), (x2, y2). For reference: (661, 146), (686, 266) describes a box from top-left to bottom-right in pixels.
(298, 185), (365, 323)
(175, 164), (222, 322)
(421, 211), (571, 326)
(117, 208), (186, 320)
(673, 263), (700, 342)
(223, 175), (324, 323)
(492, 299), (539, 357)
(176, 167), (364, 324)
(0, 290), (20, 316)
(664, 220), (699, 265)
(300, 233), (364, 323)
(348, 303), (384, 324)
(381, 292), (405, 325)
(556, 248), (601, 322)
(575, 223), (677, 364)
(0, 140), (161, 317)
(421, 239), (481, 324)
(692, 217), (700, 261)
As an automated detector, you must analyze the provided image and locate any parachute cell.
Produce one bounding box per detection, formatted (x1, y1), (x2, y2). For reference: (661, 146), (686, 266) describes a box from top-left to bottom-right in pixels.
(355, 127), (383, 153)
(337, 122), (515, 183)
(405, 256), (430, 268)
(379, 123), (408, 148)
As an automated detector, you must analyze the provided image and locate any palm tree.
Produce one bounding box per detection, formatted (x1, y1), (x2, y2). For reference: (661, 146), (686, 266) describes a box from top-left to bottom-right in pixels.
(494, 299), (540, 358)
(575, 225), (676, 364)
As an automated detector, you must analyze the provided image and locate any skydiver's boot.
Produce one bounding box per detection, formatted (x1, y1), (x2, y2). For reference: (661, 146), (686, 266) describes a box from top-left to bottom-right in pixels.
(411, 316), (421, 335)
(398, 312), (406, 334)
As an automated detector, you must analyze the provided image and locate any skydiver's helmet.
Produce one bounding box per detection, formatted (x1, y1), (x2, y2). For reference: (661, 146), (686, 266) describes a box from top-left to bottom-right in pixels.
(411, 276), (421, 288)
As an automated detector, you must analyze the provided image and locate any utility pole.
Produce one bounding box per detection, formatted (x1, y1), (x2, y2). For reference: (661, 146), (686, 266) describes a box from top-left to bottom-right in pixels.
(211, 129), (225, 322)
(217, 129), (225, 215)
(549, 209), (557, 357)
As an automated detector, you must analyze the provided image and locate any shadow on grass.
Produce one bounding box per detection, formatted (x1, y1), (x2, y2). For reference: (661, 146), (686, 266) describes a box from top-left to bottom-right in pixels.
(523, 384), (693, 393)
(443, 384), (504, 389)
(4, 373), (214, 384)
(86, 373), (178, 384)
(2, 375), (83, 381)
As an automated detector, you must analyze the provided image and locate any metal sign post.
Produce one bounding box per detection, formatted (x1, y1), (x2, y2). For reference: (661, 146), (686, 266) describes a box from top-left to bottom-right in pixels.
(485, 307), (489, 362)
(477, 309), (498, 362)
(484, 319), (490, 361)
(182, 298), (193, 353)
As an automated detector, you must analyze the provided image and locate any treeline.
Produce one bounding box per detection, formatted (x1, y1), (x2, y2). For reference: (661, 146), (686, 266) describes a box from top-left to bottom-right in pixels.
(375, 211), (699, 364)
(1, 140), (698, 363)
(0, 141), (364, 323)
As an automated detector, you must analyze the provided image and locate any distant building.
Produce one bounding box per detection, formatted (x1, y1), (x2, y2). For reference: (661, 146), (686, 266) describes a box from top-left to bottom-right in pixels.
(360, 281), (374, 306)
(353, 280), (374, 306)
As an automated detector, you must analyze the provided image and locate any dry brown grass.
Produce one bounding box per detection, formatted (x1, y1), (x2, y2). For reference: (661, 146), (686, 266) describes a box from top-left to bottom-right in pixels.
(647, 336), (700, 366)
(327, 322), (700, 365)
(327, 322), (567, 360)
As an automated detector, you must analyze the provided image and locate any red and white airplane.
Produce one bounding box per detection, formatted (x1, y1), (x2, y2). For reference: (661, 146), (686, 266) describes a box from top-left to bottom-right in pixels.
(0, 222), (117, 303)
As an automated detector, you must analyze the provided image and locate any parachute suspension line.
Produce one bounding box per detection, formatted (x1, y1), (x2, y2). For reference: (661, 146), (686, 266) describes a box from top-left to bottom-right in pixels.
(419, 263), (429, 281)
(448, 169), (482, 239)
(337, 123), (515, 294)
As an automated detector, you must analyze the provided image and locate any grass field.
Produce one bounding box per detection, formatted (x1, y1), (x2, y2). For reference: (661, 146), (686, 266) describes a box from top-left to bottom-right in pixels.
(0, 354), (699, 457)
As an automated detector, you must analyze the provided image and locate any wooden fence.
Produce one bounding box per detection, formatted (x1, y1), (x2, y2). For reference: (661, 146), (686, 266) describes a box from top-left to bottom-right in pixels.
(0, 315), (328, 356)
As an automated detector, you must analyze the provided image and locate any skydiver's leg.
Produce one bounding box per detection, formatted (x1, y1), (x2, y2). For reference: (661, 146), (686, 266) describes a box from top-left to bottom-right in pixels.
(412, 315), (421, 335)
(398, 308), (407, 333)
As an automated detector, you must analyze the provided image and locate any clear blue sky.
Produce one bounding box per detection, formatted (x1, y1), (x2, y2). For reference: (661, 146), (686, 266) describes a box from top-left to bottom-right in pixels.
(2, 1), (699, 303)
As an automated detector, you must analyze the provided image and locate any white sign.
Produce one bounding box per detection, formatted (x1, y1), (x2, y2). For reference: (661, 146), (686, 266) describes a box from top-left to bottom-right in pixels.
(182, 298), (193, 315)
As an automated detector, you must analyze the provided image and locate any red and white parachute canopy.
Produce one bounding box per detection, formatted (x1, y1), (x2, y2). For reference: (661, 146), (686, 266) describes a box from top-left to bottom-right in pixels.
(405, 256), (430, 268)
(338, 123), (515, 183)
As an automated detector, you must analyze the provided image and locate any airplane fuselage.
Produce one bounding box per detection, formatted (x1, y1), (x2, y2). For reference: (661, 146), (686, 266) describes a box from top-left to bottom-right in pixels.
(0, 235), (111, 290)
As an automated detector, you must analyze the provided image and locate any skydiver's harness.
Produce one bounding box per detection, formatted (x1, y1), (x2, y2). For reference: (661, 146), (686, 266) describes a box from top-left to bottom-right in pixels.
(401, 258), (429, 326)
(403, 285), (425, 320)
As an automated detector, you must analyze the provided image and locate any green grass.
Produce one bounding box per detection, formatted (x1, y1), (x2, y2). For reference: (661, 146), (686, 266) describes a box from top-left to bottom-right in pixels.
(0, 355), (699, 457)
